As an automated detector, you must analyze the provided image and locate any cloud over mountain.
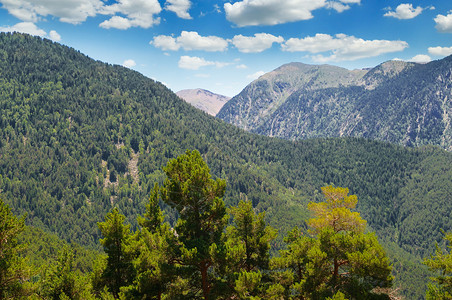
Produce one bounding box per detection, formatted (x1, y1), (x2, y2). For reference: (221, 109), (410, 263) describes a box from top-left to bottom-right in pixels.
(282, 33), (408, 62)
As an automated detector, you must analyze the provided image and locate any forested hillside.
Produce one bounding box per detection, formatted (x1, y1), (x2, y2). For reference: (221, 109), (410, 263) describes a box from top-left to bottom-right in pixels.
(217, 58), (452, 151)
(0, 33), (451, 298)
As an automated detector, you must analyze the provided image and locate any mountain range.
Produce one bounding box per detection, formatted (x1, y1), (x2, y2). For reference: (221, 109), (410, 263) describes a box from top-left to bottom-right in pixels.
(0, 33), (451, 299)
(217, 59), (452, 151)
(176, 88), (230, 116)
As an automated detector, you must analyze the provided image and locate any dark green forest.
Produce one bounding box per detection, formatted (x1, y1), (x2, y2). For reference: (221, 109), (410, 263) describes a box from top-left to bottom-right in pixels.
(0, 33), (452, 299)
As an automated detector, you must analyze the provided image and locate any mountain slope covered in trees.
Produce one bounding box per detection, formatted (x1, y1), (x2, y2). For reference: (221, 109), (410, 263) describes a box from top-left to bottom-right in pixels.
(0, 33), (451, 298)
(217, 59), (452, 151)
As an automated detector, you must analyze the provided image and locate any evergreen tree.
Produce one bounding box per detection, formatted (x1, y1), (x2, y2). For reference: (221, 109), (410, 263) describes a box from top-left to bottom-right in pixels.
(423, 231), (452, 299)
(226, 200), (277, 272)
(39, 247), (93, 299)
(225, 200), (277, 298)
(160, 150), (228, 299)
(271, 186), (393, 299)
(97, 208), (134, 298)
(0, 198), (30, 299)
(121, 183), (178, 299)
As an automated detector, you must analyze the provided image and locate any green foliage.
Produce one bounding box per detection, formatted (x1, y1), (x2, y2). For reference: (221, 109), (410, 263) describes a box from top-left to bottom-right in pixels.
(272, 187), (393, 299)
(0, 198), (30, 298)
(18, 226), (99, 274)
(161, 150), (228, 299)
(38, 247), (93, 299)
(224, 200), (277, 298)
(0, 33), (451, 298)
(97, 208), (134, 297)
(423, 231), (452, 299)
(226, 200), (277, 272)
(121, 184), (178, 299)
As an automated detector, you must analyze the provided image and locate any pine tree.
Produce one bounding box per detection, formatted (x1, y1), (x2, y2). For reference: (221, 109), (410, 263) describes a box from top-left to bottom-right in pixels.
(121, 183), (178, 299)
(97, 208), (134, 298)
(271, 186), (393, 299)
(160, 150), (228, 300)
(40, 247), (92, 299)
(226, 200), (277, 272)
(225, 200), (277, 298)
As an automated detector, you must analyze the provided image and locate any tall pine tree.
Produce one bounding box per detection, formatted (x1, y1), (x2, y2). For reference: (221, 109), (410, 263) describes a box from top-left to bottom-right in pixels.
(161, 150), (228, 300)
(97, 208), (134, 298)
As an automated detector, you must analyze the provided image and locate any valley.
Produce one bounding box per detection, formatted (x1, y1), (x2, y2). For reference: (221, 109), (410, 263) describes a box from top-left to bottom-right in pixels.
(0, 33), (451, 299)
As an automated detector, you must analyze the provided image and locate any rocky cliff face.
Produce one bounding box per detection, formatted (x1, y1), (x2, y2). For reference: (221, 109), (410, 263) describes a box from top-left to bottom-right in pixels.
(217, 58), (452, 151)
(217, 63), (367, 130)
(176, 88), (230, 116)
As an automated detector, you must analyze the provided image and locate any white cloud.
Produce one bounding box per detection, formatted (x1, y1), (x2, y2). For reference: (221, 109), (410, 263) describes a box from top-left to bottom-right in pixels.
(247, 71), (266, 80)
(236, 64), (248, 69)
(0, 0), (183, 29)
(165, 0), (192, 19)
(99, 16), (133, 29)
(122, 59), (136, 68)
(151, 35), (180, 51)
(48, 30), (61, 41)
(232, 33), (284, 53)
(177, 31), (228, 51)
(100, 0), (162, 29)
(283, 33), (341, 53)
(224, 0), (360, 27)
(384, 3), (423, 20)
(435, 13), (452, 33)
(178, 56), (229, 70)
(428, 46), (452, 57)
(225, 0), (325, 27)
(0, 22), (46, 36)
(282, 33), (408, 62)
(152, 31), (228, 52)
(0, 22), (62, 42)
(409, 54), (431, 63)
(326, 2), (351, 13)
(0, 0), (103, 24)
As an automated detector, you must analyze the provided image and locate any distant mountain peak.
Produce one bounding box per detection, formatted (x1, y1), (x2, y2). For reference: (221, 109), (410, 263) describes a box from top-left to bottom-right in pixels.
(217, 57), (452, 151)
(176, 88), (231, 116)
(217, 61), (367, 130)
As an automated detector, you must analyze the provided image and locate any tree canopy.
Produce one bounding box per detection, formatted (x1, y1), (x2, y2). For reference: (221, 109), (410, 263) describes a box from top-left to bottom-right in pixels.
(271, 186), (393, 299)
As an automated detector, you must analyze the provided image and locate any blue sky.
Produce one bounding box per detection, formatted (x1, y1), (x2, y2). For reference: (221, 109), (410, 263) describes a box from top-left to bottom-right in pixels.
(1, 0), (451, 97)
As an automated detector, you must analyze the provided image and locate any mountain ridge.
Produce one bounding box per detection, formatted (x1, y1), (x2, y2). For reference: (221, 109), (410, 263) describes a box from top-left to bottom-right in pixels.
(176, 88), (230, 116)
(1, 33), (451, 298)
(217, 62), (367, 130)
(217, 58), (452, 151)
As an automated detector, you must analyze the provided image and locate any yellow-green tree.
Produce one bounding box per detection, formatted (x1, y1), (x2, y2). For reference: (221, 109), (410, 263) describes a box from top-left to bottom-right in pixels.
(272, 186), (393, 299)
(307, 186), (366, 234)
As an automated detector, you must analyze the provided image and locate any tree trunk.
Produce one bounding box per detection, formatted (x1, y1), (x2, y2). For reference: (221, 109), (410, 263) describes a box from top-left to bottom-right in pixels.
(200, 263), (210, 300)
